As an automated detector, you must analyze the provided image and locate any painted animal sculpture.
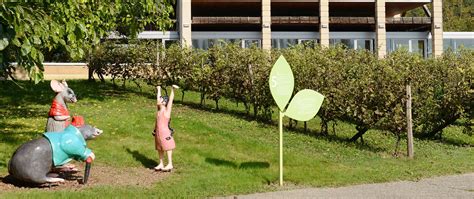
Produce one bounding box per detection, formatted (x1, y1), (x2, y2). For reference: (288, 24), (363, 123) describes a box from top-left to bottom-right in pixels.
(46, 80), (77, 132)
(8, 124), (102, 184)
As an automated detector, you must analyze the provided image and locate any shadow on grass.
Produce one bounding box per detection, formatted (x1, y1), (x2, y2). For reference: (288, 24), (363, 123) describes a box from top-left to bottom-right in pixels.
(0, 175), (42, 188)
(125, 148), (157, 169)
(0, 122), (41, 146)
(1, 173), (82, 188)
(239, 161), (270, 169)
(0, 106), (47, 120)
(286, 124), (389, 153)
(205, 158), (270, 170)
(205, 158), (238, 168)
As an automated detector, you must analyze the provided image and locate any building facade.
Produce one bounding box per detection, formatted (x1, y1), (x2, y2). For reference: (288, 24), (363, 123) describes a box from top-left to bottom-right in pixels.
(117, 0), (473, 58)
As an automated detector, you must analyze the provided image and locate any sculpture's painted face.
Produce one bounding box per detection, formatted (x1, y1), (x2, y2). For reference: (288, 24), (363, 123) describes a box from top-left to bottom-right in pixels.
(78, 125), (103, 140)
(63, 87), (77, 103)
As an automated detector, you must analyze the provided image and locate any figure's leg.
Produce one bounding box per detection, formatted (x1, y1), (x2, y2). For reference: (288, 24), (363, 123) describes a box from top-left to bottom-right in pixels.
(53, 163), (78, 173)
(45, 177), (65, 183)
(154, 150), (165, 171)
(163, 150), (173, 171)
(47, 173), (59, 178)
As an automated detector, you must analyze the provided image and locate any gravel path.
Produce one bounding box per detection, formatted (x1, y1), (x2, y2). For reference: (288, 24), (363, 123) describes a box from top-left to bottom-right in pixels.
(228, 173), (474, 199)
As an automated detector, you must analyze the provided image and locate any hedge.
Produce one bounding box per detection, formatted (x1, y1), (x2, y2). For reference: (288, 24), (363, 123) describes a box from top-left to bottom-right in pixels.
(89, 40), (473, 142)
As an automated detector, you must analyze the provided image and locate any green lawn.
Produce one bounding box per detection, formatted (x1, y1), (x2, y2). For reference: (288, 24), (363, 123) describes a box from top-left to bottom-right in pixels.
(0, 80), (472, 198)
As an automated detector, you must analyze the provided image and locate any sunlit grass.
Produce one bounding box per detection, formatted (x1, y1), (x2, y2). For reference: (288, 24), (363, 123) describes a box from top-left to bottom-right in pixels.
(0, 80), (472, 198)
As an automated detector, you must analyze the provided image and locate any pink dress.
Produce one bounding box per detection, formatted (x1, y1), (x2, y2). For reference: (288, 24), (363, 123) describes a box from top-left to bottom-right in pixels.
(155, 111), (175, 151)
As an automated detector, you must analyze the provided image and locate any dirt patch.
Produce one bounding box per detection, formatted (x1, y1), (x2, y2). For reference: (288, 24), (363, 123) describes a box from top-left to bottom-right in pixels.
(0, 164), (170, 191)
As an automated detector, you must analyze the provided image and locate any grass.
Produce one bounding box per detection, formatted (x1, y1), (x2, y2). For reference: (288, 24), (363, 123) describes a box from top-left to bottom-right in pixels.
(0, 80), (473, 198)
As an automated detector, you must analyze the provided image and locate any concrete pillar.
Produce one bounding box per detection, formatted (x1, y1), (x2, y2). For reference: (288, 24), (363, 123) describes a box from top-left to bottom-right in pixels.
(262, 0), (271, 50)
(432, 0), (443, 57)
(376, 0), (386, 58)
(319, 0), (329, 47)
(179, 0), (192, 47)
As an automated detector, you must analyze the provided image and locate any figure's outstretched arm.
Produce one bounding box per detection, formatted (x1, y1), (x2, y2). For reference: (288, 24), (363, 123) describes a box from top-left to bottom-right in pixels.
(157, 86), (162, 102)
(166, 85), (179, 116)
(155, 86), (161, 133)
(54, 115), (70, 121)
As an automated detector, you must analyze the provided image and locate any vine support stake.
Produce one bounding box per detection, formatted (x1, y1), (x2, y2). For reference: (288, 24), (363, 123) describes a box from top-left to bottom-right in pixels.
(406, 84), (414, 159)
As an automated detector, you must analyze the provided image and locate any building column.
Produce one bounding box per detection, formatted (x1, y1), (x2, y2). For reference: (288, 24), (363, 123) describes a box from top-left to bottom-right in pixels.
(432, 0), (443, 57)
(319, 0), (329, 47)
(179, 0), (192, 47)
(376, 0), (386, 58)
(262, 0), (271, 50)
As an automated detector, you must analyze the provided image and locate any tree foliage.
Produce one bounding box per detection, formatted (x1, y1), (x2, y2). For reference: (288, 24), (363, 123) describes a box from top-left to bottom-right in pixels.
(405, 0), (473, 31)
(0, 0), (174, 83)
(443, 0), (473, 31)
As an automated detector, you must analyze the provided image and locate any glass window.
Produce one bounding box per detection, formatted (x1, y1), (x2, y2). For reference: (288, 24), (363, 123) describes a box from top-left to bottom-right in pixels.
(279, 39), (298, 48)
(355, 39), (373, 51)
(224, 39), (242, 46)
(455, 39), (474, 50)
(443, 39), (453, 51)
(192, 39), (212, 50)
(411, 39), (425, 57)
(386, 39), (391, 54)
(299, 39), (317, 48)
(243, 39), (261, 48)
(443, 39), (473, 52)
(164, 40), (179, 48)
(392, 39), (410, 52)
(272, 39), (279, 48)
(192, 39), (200, 49)
(330, 39), (354, 49)
(427, 39), (432, 58)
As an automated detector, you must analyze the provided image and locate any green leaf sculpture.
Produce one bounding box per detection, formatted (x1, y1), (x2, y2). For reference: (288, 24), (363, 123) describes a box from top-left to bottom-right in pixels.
(268, 55), (325, 186)
(269, 56), (294, 111)
(269, 55), (324, 120)
(285, 89), (324, 121)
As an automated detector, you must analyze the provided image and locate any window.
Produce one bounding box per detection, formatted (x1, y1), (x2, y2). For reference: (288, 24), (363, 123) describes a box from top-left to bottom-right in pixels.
(299, 39), (318, 48)
(388, 39), (427, 57)
(272, 39), (298, 49)
(411, 40), (425, 57)
(243, 39), (261, 48)
(354, 39), (373, 51)
(330, 39), (354, 49)
(391, 39), (410, 52)
(164, 39), (179, 48)
(455, 39), (474, 49)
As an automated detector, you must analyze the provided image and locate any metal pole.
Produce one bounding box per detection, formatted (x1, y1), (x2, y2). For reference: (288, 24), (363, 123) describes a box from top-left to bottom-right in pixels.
(279, 111), (284, 186)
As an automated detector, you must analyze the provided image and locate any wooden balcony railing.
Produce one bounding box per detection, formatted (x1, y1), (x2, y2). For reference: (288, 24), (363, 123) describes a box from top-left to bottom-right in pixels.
(192, 16), (432, 25)
(386, 17), (431, 24)
(272, 16), (319, 24)
(192, 16), (261, 24)
(329, 17), (375, 24)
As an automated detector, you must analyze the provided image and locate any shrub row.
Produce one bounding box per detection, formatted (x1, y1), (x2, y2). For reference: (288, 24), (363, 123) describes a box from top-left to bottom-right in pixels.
(88, 40), (473, 141)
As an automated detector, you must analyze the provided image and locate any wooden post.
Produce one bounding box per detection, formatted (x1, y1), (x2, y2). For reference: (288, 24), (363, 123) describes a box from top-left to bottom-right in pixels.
(406, 84), (414, 158)
(279, 111), (284, 186)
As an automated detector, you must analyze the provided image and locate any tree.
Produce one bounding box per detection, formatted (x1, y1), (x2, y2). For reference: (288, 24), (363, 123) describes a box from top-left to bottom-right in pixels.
(443, 0), (474, 31)
(0, 0), (175, 83)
